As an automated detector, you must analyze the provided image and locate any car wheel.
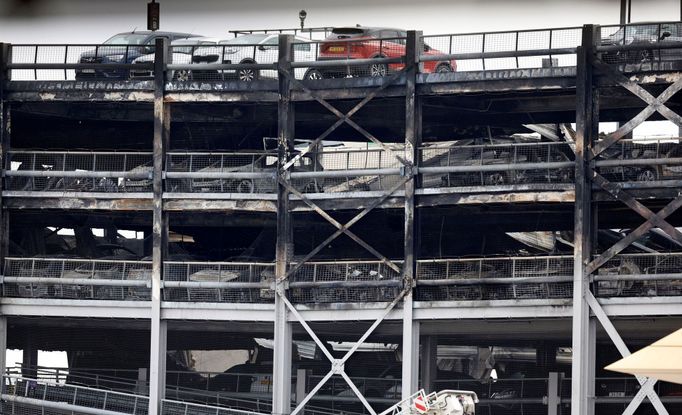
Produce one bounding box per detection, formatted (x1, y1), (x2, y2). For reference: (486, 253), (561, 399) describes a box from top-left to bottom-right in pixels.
(435, 63), (452, 73)
(369, 62), (388, 77)
(636, 168), (657, 182)
(304, 68), (324, 80)
(484, 172), (507, 186)
(238, 67), (258, 82)
(236, 179), (255, 193)
(173, 69), (192, 81)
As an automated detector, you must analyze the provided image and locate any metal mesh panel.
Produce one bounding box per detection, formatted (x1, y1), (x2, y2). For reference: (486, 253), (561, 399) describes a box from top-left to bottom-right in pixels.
(595, 139), (682, 183)
(170, 42), (279, 82)
(288, 261), (402, 304)
(294, 37), (408, 79)
(161, 399), (262, 415)
(422, 27), (581, 72)
(3, 376), (149, 415)
(6, 151), (153, 193)
(2, 257), (152, 301)
(595, 253), (682, 297)
(165, 152), (276, 194)
(415, 256), (574, 301)
(163, 262), (275, 303)
(297, 146), (405, 193)
(419, 142), (575, 188)
(600, 22), (682, 66)
(9, 44), (155, 81)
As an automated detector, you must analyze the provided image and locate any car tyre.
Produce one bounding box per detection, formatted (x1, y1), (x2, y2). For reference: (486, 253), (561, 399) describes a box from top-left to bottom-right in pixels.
(237, 63), (259, 82)
(435, 63), (453, 73)
(236, 179), (255, 193)
(173, 69), (192, 81)
(636, 168), (657, 182)
(369, 62), (388, 77)
(304, 68), (324, 80)
(484, 172), (507, 186)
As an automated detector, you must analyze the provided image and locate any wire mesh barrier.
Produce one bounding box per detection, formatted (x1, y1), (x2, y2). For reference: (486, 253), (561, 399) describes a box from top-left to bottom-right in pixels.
(292, 36), (408, 80)
(293, 146), (405, 194)
(165, 152), (277, 194)
(161, 399), (263, 415)
(2, 375), (149, 415)
(421, 27), (582, 73)
(2, 257), (152, 301)
(594, 252), (682, 297)
(415, 256), (574, 301)
(599, 22), (682, 66)
(288, 261), (402, 304)
(166, 40), (280, 82)
(163, 262), (275, 303)
(7, 44), (156, 81)
(594, 138), (682, 184)
(5, 151), (154, 193)
(419, 141), (575, 189)
(5, 366), (144, 396)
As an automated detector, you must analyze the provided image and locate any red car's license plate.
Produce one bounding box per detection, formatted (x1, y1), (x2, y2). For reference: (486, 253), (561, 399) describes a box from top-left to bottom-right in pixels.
(328, 46), (345, 52)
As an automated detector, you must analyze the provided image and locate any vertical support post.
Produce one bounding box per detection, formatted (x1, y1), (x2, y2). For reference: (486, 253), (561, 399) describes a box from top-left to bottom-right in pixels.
(571, 24), (598, 415)
(273, 34), (295, 415)
(149, 37), (168, 415)
(547, 372), (561, 415)
(402, 30), (422, 400)
(21, 339), (37, 377)
(420, 335), (437, 393)
(295, 368), (307, 405)
(0, 43), (10, 279)
(0, 317), (6, 381)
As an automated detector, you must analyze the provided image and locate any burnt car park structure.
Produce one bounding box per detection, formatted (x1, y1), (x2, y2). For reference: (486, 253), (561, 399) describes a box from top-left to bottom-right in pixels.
(3, 21), (682, 415)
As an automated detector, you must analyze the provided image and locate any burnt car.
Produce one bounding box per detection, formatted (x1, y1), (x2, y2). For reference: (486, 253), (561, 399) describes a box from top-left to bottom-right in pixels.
(75, 31), (201, 80)
(601, 22), (682, 64)
(311, 26), (455, 79)
(598, 140), (682, 183)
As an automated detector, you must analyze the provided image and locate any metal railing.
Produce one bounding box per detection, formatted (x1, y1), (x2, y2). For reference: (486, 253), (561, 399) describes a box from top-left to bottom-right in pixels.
(2, 375), (149, 415)
(421, 26), (582, 72)
(419, 141), (575, 188)
(2, 257), (152, 301)
(599, 22), (682, 66)
(593, 252), (682, 297)
(5, 23), (682, 85)
(416, 255), (574, 301)
(5, 150), (154, 193)
(161, 399), (263, 415)
(594, 138), (682, 184)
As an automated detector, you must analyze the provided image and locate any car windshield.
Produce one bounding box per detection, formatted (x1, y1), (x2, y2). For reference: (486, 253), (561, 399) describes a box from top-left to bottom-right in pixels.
(220, 34), (269, 45)
(104, 34), (149, 45)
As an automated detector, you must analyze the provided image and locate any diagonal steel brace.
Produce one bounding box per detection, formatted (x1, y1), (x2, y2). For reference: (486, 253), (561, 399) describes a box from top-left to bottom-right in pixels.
(280, 176), (407, 276)
(590, 61), (682, 159)
(282, 68), (410, 171)
(586, 172), (682, 274)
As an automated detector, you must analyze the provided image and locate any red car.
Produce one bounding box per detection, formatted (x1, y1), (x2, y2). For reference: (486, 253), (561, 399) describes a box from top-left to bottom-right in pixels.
(306, 26), (456, 79)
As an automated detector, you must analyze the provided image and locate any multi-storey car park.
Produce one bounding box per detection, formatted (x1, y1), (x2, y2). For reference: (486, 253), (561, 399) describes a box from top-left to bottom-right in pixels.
(0, 21), (682, 415)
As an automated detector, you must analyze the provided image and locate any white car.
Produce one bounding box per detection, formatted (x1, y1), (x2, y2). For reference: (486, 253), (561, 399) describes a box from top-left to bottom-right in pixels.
(130, 37), (220, 80)
(191, 33), (316, 81)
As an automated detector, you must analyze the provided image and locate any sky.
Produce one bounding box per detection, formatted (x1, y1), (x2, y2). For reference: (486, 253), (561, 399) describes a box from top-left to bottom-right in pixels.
(0, 0), (681, 43)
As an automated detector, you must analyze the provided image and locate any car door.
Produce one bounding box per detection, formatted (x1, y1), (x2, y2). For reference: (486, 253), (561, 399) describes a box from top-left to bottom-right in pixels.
(256, 35), (279, 78)
(379, 30), (406, 70)
(293, 38), (315, 79)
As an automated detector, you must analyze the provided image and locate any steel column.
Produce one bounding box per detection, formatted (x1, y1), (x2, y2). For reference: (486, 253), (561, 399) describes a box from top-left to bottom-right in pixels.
(0, 317), (5, 381)
(21, 339), (37, 377)
(0, 43), (9, 280)
(402, 30), (422, 401)
(420, 335), (437, 393)
(273, 34), (295, 415)
(571, 24), (598, 415)
(149, 37), (168, 415)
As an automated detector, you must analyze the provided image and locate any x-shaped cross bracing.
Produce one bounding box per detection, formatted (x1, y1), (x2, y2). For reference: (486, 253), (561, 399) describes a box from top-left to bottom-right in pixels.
(579, 54), (682, 415)
(276, 64), (417, 415)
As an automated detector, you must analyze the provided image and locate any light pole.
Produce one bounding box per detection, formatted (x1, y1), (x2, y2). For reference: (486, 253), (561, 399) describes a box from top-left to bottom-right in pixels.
(299, 10), (307, 30)
(148, 0), (160, 31)
(619, 0), (631, 24)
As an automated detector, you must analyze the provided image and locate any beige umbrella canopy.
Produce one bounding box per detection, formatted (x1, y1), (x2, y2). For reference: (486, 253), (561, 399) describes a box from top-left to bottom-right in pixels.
(605, 328), (682, 384)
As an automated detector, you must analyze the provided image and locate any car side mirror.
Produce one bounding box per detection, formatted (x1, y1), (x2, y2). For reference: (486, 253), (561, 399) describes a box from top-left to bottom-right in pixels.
(423, 44), (431, 52)
(661, 31), (672, 40)
(258, 45), (267, 51)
